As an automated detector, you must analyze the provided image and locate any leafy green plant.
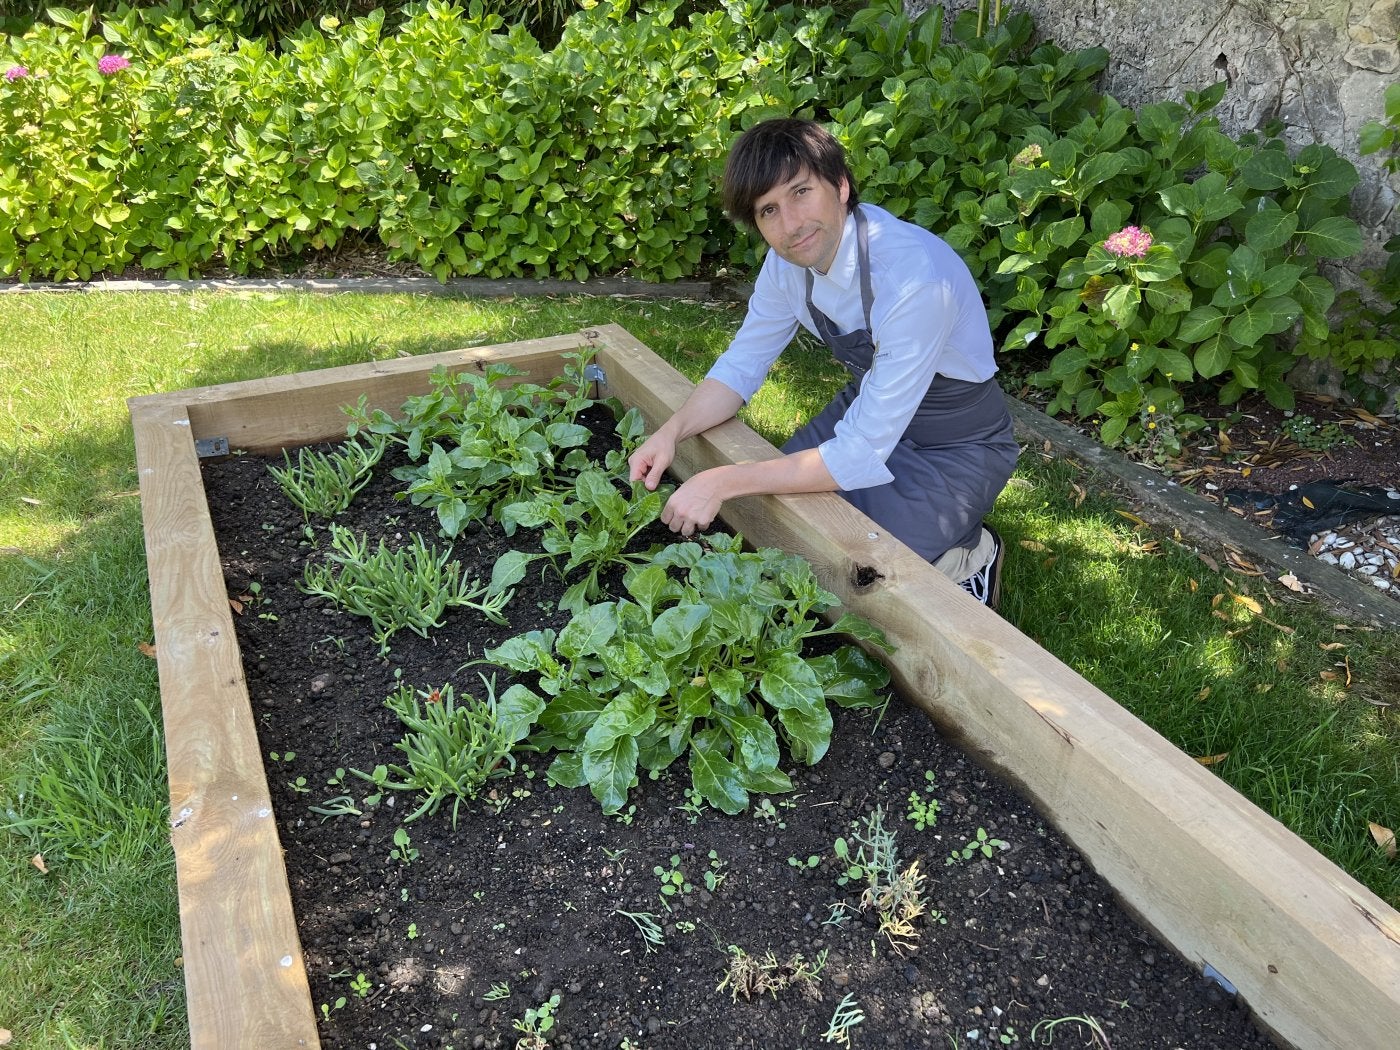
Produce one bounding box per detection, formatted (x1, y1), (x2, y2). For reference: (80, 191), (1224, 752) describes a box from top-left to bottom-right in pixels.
(267, 433), (388, 519)
(483, 980), (512, 1001)
(1359, 82), (1400, 173)
(299, 524), (512, 654)
(349, 971), (372, 998)
(1281, 413), (1355, 452)
(654, 853), (693, 903)
(389, 825), (418, 863)
(482, 533), (893, 815)
(363, 679), (543, 825)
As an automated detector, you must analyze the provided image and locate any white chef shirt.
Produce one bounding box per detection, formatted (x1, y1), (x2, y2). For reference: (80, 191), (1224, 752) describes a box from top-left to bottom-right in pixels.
(706, 203), (996, 490)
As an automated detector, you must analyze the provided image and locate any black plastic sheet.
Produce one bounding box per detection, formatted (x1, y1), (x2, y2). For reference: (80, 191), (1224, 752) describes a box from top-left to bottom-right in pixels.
(1223, 480), (1400, 546)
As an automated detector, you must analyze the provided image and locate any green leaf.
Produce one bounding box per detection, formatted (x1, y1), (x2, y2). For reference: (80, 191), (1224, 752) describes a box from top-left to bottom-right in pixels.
(546, 752), (587, 789)
(583, 692), (657, 751)
(1240, 147), (1293, 190)
(1243, 205), (1298, 253)
(1176, 306), (1225, 343)
(1194, 335), (1232, 379)
(689, 730), (748, 814)
(496, 683), (545, 743)
(776, 701), (833, 765)
(557, 602), (619, 659)
(810, 646), (892, 706)
(1134, 245), (1181, 282)
(1155, 347), (1195, 382)
(824, 613), (894, 651)
(489, 549), (533, 595)
(583, 735), (639, 815)
(758, 651), (823, 711)
(651, 603), (711, 657)
(1298, 216), (1362, 259)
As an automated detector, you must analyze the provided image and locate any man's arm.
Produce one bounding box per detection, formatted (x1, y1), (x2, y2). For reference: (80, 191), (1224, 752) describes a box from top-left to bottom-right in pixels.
(628, 378), (747, 490)
(658, 447), (838, 538)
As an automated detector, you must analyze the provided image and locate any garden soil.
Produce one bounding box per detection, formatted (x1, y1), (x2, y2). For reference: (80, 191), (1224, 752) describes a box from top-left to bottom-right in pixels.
(201, 408), (1277, 1050)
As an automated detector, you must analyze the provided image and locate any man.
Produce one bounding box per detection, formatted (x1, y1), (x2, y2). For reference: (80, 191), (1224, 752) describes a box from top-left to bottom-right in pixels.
(628, 118), (1018, 608)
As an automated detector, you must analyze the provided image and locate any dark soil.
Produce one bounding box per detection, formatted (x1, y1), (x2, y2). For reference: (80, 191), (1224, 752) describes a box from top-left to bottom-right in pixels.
(201, 406), (1277, 1050)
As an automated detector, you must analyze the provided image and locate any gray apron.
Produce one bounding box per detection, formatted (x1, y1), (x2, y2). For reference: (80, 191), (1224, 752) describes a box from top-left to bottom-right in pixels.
(782, 207), (1019, 562)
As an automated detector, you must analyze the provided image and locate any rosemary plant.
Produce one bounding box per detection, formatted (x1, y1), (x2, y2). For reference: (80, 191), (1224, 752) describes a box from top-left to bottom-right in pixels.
(300, 524), (512, 654)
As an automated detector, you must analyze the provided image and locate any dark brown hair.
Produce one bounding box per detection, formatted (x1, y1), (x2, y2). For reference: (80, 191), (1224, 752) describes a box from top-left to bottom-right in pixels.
(721, 118), (860, 226)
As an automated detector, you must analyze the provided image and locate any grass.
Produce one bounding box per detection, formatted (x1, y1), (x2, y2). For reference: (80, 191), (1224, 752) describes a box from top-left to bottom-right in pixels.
(2, 289), (1397, 1047)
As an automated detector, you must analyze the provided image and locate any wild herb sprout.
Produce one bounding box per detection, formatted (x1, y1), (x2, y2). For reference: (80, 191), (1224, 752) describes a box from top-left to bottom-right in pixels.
(615, 908), (666, 952)
(823, 992), (865, 1046)
(389, 826), (419, 864)
(349, 972), (372, 998)
(716, 945), (828, 1002)
(300, 524), (513, 655)
(906, 770), (940, 830)
(481, 533), (893, 815)
(482, 981), (511, 1002)
(362, 679), (543, 826)
(267, 433), (388, 519)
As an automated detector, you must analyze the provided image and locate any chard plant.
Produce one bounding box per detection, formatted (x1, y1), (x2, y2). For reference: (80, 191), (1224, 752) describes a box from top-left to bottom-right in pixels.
(267, 433), (388, 519)
(299, 523), (513, 655)
(365, 679), (543, 827)
(481, 533), (893, 815)
(495, 459), (668, 615)
(344, 351), (604, 538)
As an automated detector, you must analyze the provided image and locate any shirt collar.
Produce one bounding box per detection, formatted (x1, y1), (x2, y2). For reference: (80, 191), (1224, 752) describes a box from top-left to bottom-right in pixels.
(812, 209), (859, 289)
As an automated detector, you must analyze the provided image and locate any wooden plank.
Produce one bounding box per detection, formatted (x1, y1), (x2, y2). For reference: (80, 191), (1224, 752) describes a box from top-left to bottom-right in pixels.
(131, 332), (597, 454)
(588, 323), (1400, 1050)
(129, 398), (320, 1049)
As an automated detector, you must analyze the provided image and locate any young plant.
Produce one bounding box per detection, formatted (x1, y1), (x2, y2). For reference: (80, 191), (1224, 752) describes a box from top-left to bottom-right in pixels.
(840, 805), (936, 955)
(949, 826), (1011, 864)
(362, 679), (543, 826)
(300, 524), (513, 655)
(716, 945), (828, 1002)
(906, 770), (941, 831)
(267, 433), (388, 519)
(823, 992), (866, 1047)
(614, 908), (666, 953)
(512, 992), (561, 1050)
(349, 972), (372, 998)
(483, 981), (512, 1002)
(654, 854), (694, 905)
(481, 533), (893, 816)
(389, 826), (418, 864)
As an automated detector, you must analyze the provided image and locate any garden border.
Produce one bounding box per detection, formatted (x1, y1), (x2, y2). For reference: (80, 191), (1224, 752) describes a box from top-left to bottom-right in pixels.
(128, 324), (1400, 1050)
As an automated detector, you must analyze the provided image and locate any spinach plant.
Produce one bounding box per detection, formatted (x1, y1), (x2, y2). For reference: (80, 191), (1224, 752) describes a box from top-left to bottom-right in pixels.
(481, 534), (893, 816)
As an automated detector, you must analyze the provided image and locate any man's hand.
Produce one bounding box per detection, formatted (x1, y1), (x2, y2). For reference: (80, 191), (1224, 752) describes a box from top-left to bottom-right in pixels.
(659, 469), (729, 537)
(628, 431), (676, 492)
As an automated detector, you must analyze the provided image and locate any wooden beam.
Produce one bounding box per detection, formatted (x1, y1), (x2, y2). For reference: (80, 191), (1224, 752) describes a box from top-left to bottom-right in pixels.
(130, 396), (320, 1049)
(588, 322), (1400, 1050)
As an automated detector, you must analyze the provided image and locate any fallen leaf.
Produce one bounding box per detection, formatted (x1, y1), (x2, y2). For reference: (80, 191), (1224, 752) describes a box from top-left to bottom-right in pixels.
(229, 598), (245, 615)
(1232, 593), (1263, 615)
(1225, 551), (1264, 575)
(1301, 495), (1315, 509)
(1197, 686), (1212, 701)
(1187, 578), (1199, 593)
(1198, 552), (1220, 572)
(138, 641), (157, 659)
(1255, 683), (1274, 693)
(1369, 822), (1397, 860)
(1364, 696), (1393, 708)
(1019, 539), (1050, 552)
(1071, 483), (1087, 507)
(0, 1027), (12, 1046)
(1351, 408), (1387, 426)
(1211, 593), (1224, 610)
(1277, 573), (1305, 593)
(1259, 615), (1295, 635)
(1195, 753), (1230, 766)
(1240, 466), (1251, 478)
(1319, 642), (1346, 651)
(1319, 670), (1339, 681)
(1042, 556), (1058, 568)
(21, 496), (42, 506)
(31, 853), (48, 874)
(1116, 509), (1147, 527)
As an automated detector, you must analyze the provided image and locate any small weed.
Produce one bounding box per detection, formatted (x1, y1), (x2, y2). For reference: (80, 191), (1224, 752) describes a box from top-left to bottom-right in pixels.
(268, 750), (297, 763)
(483, 981), (512, 1002)
(823, 992), (865, 1046)
(512, 992), (561, 1050)
(674, 788), (705, 823)
(390, 826), (419, 864)
(1282, 413), (1354, 452)
(319, 996), (346, 1022)
(287, 775), (309, 794)
(653, 854), (693, 905)
(840, 806), (939, 954)
(615, 908), (666, 953)
(716, 945), (827, 1002)
(906, 770), (941, 830)
(948, 827), (1009, 865)
(406, 922), (419, 940)
(788, 854), (822, 872)
(349, 972), (372, 998)
(614, 804), (638, 826)
(1030, 1014), (1113, 1048)
(704, 849), (727, 891)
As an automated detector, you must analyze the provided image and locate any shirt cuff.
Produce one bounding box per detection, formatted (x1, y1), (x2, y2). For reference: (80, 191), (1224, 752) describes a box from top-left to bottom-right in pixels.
(818, 433), (895, 490)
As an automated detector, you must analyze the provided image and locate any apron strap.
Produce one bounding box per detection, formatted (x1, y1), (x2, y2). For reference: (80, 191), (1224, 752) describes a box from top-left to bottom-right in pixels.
(804, 206), (873, 340)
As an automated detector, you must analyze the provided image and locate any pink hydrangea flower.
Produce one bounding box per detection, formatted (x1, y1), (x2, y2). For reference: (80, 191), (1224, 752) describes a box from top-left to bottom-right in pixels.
(97, 54), (130, 75)
(1103, 225), (1153, 258)
(5, 66), (28, 81)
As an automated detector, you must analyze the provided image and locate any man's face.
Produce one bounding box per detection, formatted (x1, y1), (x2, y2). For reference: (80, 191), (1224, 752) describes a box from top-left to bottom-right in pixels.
(752, 167), (850, 273)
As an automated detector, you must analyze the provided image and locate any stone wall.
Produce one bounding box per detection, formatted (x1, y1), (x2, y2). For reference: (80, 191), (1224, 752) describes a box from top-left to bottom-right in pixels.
(913, 0), (1399, 270)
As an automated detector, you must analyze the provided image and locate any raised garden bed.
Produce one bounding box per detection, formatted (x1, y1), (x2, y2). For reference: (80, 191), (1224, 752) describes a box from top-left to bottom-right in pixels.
(129, 325), (1400, 1049)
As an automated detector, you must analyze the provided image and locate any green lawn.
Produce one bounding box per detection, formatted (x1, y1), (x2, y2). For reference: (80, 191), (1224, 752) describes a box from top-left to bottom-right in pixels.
(2, 290), (1396, 1048)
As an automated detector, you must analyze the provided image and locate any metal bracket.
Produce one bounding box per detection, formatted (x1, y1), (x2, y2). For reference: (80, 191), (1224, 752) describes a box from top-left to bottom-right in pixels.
(195, 436), (230, 459)
(583, 363), (607, 386)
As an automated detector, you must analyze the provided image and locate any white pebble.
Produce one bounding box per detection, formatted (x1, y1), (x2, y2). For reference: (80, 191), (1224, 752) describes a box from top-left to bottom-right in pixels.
(1339, 552), (1357, 570)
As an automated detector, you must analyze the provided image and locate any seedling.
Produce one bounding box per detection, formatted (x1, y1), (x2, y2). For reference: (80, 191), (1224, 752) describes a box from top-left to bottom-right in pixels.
(512, 992), (561, 1050)
(390, 826), (419, 864)
(653, 854), (693, 905)
(788, 854), (821, 872)
(840, 806), (938, 954)
(406, 922), (419, 940)
(319, 996), (346, 1022)
(906, 770), (940, 830)
(948, 826), (1009, 865)
(287, 776), (309, 794)
(704, 849), (727, 891)
(615, 908), (665, 953)
(613, 804), (638, 826)
(675, 788), (705, 823)
(349, 972), (372, 998)
(482, 981), (511, 1002)
(268, 433), (388, 520)
(823, 992), (865, 1046)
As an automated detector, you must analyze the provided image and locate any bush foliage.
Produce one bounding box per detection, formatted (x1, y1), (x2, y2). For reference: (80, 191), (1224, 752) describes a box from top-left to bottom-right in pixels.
(0, 0), (1382, 439)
